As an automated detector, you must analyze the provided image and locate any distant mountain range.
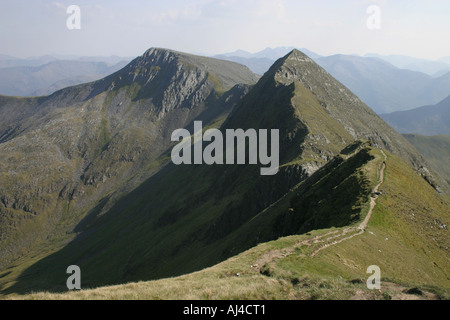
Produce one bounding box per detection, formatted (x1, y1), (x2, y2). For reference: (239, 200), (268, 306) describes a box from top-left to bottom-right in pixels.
(0, 60), (130, 96)
(364, 53), (450, 77)
(381, 95), (450, 136)
(216, 48), (450, 77)
(0, 54), (133, 97)
(0, 55), (58, 68)
(218, 47), (322, 60)
(0, 54), (133, 68)
(214, 47), (321, 75)
(315, 55), (450, 114)
(439, 56), (450, 64)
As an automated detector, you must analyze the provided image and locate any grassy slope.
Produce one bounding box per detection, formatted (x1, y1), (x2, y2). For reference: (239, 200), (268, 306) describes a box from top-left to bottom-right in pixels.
(5, 147), (449, 300)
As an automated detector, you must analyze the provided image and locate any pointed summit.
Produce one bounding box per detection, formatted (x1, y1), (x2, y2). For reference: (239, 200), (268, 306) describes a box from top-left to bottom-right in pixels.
(228, 48), (425, 170)
(282, 48), (315, 62)
(266, 49), (337, 89)
(264, 49), (317, 77)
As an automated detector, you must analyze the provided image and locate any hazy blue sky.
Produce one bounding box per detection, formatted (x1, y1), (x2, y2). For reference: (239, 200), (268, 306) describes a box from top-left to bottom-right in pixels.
(1, 0), (449, 60)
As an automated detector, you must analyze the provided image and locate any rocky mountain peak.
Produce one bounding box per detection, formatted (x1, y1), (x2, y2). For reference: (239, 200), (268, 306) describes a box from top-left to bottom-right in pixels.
(283, 49), (315, 63)
(260, 49), (319, 84)
(102, 47), (258, 103)
(135, 48), (182, 73)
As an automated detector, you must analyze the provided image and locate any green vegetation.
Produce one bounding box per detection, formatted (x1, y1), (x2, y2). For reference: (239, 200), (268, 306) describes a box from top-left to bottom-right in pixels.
(7, 148), (448, 300)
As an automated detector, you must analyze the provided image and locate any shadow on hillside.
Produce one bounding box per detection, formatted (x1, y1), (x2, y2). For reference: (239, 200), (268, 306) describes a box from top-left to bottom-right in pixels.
(2, 162), (175, 295)
(3, 148), (374, 296)
(2, 85), (255, 296)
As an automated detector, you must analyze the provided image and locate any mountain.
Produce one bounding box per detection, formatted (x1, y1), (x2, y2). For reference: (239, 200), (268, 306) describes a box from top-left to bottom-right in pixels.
(251, 47), (294, 60)
(0, 48), (259, 280)
(0, 60), (130, 96)
(0, 54), (17, 61)
(74, 55), (134, 65)
(219, 49), (253, 58)
(220, 47), (313, 60)
(0, 54), (133, 69)
(365, 53), (450, 76)
(12, 145), (450, 300)
(213, 55), (274, 75)
(214, 47), (321, 75)
(439, 56), (450, 64)
(0, 55), (58, 68)
(315, 55), (450, 114)
(1, 49), (441, 296)
(381, 95), (450, 135)
(403, 134), (450, 192)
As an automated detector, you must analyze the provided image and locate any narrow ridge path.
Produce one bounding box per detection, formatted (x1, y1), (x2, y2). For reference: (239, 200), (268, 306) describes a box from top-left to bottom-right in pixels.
(310, 149), (387, 256)
(253, 149), (387, 272)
